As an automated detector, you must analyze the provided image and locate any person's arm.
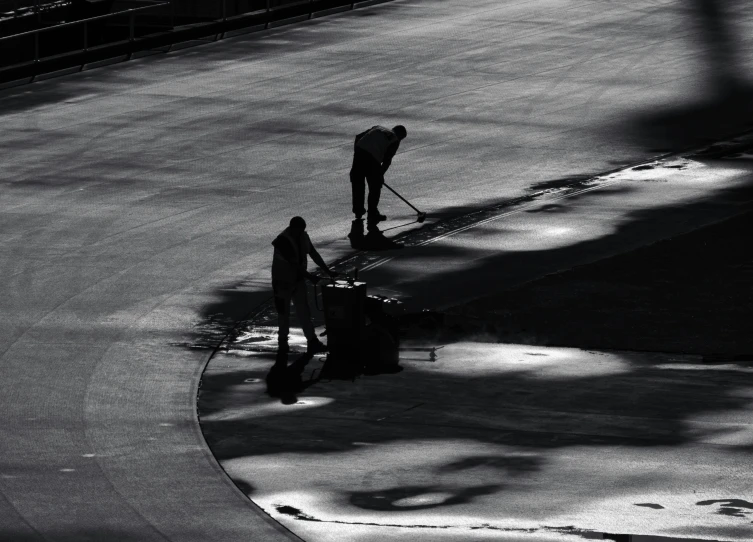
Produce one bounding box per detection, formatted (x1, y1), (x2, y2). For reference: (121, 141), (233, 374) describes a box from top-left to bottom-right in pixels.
(381, 141), (400, 175)
(309, 245), (337, 278)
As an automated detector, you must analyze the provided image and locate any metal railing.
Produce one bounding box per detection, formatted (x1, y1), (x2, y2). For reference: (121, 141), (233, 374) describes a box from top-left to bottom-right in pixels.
(208, 0), (363, 33)
(0, 0), (386, 82)
(0, 0), (40, 13)
(0, 0), (169, 65)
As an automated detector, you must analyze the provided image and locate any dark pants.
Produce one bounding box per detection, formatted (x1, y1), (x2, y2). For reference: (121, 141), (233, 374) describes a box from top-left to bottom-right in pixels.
(273, 280), (317, 349)
(350, 149), (383, 230)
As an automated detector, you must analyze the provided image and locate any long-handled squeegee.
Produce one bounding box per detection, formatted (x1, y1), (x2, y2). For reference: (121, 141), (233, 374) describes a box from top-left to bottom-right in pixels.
(383, 182), (427, 223)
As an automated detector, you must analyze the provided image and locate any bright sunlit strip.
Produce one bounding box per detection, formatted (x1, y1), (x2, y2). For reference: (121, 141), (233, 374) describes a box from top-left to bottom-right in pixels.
(200, 396), (335, 422)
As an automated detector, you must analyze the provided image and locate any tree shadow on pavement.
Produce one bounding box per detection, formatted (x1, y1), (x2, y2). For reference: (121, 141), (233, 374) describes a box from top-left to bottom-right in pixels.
(200, 340), (753, 523)
(194, 0), (753, 523)
(197, 170), (753, 522)
(608, 0), (753, 154)
(369, 180), (753, 314)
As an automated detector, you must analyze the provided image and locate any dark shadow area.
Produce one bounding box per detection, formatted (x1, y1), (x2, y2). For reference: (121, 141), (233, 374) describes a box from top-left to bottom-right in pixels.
(448, 204), (753, 358)
(200, 347), (753, 527)
(191, 281), (272, 349)
(524, 202), (568, 214)
(0, 528), (162, 542)
(203, 345), (753, 452)
(697, 499), (753, 518)
(231, 478), (256, 497)
(363, 178), (753, 317)
(0, 0), (408, 89)
(624, 86), (753, 153)
(192, 0), (753, 527)
(528, 175), (595, 192)
(435, 454), (543, 476)
(609, 0), (753, 154)
(634, 502), (665, 509)
(349, 484), (502, 511)
(197, 162), (753, 524)
(265, 350), (316, 404)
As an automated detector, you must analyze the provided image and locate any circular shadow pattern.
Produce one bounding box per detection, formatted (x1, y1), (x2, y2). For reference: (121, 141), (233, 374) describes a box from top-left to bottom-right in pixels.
(349, 484), (501, 512)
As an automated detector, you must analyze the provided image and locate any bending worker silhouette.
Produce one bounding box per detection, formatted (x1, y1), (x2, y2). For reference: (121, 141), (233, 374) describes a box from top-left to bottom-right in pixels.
(272, 216), (336, 354)
(350, 125), (407, 236)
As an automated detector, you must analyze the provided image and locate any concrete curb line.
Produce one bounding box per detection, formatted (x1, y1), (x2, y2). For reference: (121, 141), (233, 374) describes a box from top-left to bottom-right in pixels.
(191, 321), (307, 541)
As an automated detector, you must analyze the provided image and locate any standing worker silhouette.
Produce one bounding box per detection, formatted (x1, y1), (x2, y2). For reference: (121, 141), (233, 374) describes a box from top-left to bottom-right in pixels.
(349, 125), (407, 248)
(272, 216), (336, 354)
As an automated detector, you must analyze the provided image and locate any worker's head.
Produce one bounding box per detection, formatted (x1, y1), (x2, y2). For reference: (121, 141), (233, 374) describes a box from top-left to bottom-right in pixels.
(289, 216), (307, 232)
(392, 125), (407, 140)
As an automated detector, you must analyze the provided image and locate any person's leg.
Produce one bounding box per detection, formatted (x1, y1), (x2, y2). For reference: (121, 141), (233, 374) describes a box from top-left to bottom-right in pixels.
(350, 152), (366, 219)
(274, 293), (292, 351)
(291, 281), (318, 346)
(366, 168), (385, 232)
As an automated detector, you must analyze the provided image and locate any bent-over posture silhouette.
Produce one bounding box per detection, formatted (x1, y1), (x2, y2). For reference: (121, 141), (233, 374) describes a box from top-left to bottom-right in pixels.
(350, 125), (407, 233)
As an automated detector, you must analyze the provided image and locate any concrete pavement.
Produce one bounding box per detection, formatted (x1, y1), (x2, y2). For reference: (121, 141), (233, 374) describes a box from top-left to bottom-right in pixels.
(201, 138), (753, 541)
(204, 345), (753, 542)
(2, 0), (753, 539)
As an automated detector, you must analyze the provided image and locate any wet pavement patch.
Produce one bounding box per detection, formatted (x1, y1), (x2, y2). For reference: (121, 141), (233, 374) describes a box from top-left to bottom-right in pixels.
(275, 505), (320, 522)
(634, 502), (665, 509)
(525, 203), (567, 213)
(528, 175), (595, 191)
(697, 499), (753, 518)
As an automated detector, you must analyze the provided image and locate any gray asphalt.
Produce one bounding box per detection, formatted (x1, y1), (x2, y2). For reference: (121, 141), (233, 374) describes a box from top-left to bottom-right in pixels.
(1, 0), (752, 540)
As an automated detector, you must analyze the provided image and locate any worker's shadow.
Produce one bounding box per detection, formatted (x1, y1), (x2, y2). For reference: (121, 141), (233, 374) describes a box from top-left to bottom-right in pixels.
(266, 344), (404, 404)
(265, 351), (317, 405)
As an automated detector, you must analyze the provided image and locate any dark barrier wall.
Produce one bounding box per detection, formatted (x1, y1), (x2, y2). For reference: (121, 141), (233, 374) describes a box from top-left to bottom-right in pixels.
(0, 0), (382, 82)
(1, 0), (118, 67)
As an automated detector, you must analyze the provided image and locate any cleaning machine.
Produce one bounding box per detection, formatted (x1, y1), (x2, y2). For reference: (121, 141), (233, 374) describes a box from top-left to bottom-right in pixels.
(320, 277), (400, 378)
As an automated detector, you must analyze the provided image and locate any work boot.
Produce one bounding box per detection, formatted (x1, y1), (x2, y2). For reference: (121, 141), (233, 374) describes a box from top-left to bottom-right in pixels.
(348, 219), (365, 249)
(368, 211), (387, 223)
(364, 229), (403, 250)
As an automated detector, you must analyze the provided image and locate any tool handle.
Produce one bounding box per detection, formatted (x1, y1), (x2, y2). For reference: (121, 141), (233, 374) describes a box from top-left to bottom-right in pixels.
(382, 182), (421, 214)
